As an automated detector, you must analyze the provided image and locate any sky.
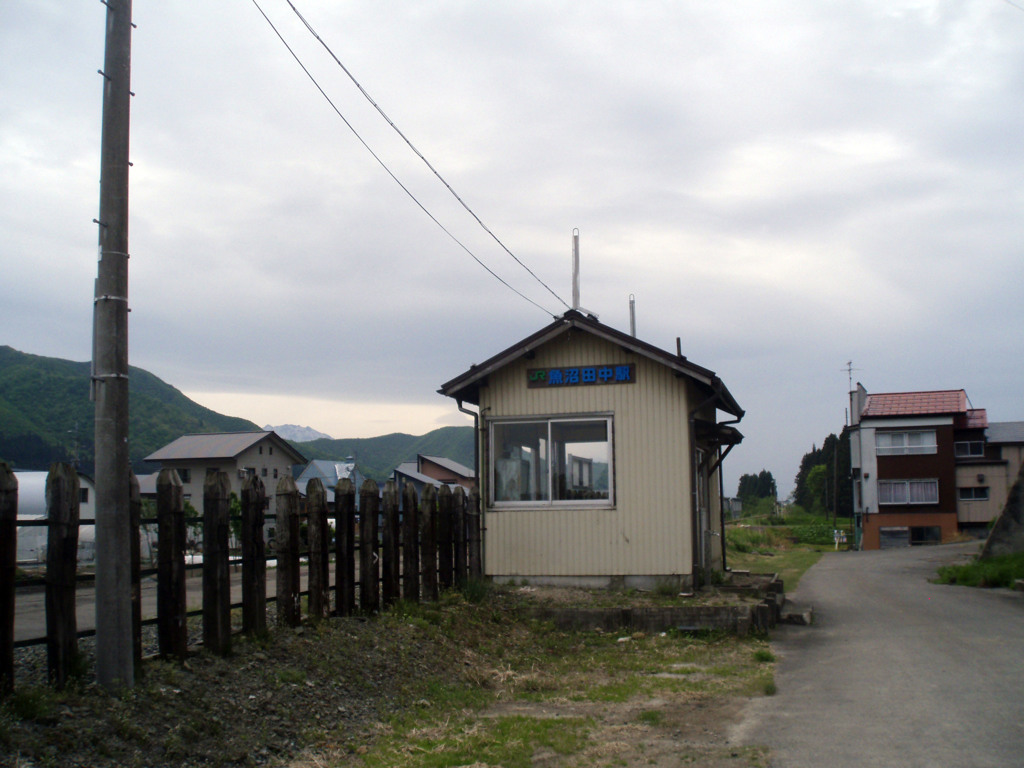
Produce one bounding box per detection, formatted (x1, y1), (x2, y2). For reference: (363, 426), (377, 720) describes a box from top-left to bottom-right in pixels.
(3, 1), (1024, 497)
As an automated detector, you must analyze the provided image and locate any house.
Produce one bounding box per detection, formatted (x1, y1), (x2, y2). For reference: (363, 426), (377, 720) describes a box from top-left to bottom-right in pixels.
(960, 421), (1024, 536)
(848, 385), (993, 549)
(144, 431), (307, 507)
(439, 309), (743, 590)
(13, 470), (96, 563)
(392, 454), (476, 496)
(293, 458), (365, 507)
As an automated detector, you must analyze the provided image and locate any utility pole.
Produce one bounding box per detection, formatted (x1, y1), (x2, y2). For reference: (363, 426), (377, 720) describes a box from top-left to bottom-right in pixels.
(92, 0), (134, 690)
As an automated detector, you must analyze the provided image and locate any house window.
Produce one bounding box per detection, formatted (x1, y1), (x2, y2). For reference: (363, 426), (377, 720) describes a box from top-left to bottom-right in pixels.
(876, 430), (937, 456)
(491, 416), (612, 506)
(178, 468), (191, 483)
(958, 487), (990, 501)
(273, 468), (278, 479)
(79, 487), (89, 504)
(954, 441), (984, 458)
(261, 468), (268, 478)
(878, 479), (939, 505)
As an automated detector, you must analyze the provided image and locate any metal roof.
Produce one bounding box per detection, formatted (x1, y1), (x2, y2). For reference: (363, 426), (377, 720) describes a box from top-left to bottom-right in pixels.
(438, 310), (743, 418)
(420, 454), (475, 479)
(861, 390), (968, 418)
(987, 421), (1024, 444)
(144, 431), (307, 464)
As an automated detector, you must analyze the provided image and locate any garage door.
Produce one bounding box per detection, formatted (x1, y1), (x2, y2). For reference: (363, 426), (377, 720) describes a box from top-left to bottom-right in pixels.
(879, 526), (910, 549)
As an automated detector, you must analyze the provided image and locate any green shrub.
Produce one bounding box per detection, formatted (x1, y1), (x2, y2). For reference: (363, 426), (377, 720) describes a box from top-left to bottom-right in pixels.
(935, 552), (1024, 589)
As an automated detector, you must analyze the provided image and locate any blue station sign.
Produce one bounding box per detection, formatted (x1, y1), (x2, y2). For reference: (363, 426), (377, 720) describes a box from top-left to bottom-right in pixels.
(526, 363), (636, 388)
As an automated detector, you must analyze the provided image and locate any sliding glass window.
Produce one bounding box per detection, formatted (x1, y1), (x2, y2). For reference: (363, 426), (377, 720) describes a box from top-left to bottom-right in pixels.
(491, 416), (613, 507)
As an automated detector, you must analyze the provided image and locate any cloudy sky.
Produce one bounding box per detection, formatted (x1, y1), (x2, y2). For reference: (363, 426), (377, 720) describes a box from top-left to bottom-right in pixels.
(3, 1), (1023, 495)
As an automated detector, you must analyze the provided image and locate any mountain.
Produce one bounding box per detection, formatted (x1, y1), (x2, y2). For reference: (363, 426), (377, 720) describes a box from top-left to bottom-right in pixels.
(265, 424), (333, 442)
(293, 426), (475, 482)
(0, 345), (475, 482)
(0, 345), (259, 473)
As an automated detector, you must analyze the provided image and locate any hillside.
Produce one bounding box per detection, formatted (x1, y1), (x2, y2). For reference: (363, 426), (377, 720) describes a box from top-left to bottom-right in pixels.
(294, 425), (475, 481)
(0, 345), (475, 480)
(0, 345), (260, 473)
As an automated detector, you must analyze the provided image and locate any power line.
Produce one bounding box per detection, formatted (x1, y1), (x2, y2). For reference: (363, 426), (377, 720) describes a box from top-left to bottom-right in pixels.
(283, 0), (572, 312)
(249, 0), (558, 318)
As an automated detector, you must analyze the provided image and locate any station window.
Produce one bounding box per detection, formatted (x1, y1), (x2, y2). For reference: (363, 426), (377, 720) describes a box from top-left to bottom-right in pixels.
(491, 416), (612, 506)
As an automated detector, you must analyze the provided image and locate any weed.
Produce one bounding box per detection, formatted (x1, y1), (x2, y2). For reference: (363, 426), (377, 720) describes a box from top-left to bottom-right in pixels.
(637, 709), (663, 726)
(753, 649), (775, 663)
(935, 551), (1024, 589)
(277, 667), (307, 685)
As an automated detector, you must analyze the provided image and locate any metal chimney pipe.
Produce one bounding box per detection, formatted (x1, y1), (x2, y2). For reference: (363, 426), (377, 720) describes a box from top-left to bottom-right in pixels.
(572, 229), (580, 310)
(629, 294), (636, 337)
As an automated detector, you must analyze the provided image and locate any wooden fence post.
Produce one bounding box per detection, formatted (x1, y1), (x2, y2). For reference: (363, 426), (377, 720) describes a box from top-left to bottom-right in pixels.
(129, 473), (142, 677)
(334, 478), (356, 616)
(381, 480), (400, 607)
(157, 469), (187, 660)
(359, 479), (380, 614)
(241, 475), (267, 636)
(420, 484), (438, 603)
(203, 470), (231, 656)
(401, 483), (419, 602)
(437, 485), (454, 591)
(276, 476), (301, 627)
(468, 487), (482, 579)
(307, 478), (330, 621)
(453, 486), (468, 589)
(46, 463), (79, 690)
(0, 462), (17, 696)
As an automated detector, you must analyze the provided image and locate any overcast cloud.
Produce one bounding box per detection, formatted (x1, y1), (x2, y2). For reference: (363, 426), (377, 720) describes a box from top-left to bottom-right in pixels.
(3, 1), (1023, 495)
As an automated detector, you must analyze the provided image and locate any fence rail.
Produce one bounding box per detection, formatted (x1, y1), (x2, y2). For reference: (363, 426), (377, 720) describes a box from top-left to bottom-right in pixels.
(0, 461), (481, 695)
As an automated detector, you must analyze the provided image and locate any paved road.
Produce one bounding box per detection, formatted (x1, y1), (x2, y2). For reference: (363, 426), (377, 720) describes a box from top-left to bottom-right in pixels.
(734, 542), (1024, 768)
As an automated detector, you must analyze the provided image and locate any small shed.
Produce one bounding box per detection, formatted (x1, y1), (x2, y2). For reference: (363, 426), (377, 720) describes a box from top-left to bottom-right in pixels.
(439, 310), (743, 590)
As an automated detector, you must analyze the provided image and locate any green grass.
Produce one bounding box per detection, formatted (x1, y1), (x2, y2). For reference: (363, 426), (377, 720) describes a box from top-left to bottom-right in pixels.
(935, 551), (1024, 588)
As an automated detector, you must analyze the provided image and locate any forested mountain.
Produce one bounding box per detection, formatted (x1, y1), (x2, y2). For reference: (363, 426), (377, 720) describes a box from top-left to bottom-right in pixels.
(0, 345), (259, 473)
(0, 345), (475, 481)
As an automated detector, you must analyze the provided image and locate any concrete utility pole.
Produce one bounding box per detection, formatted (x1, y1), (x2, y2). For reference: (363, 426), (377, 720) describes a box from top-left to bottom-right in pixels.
(92, 0), (134, 690)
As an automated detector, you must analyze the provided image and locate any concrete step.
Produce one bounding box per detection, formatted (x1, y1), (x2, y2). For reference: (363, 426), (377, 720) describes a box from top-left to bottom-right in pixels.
(779, 599), (814, 626)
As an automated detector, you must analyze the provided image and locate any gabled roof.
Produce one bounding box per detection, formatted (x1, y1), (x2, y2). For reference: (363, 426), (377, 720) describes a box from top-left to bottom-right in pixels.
(420, 454), (475, 479)
(861, 390), (968, 418)
(145, 431), (307, 464)
(438, 310), (743, 418)
(987, 421), (1024, 444)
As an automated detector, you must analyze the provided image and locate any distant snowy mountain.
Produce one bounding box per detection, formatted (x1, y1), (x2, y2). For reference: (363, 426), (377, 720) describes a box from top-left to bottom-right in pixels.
(264, 424), (333, 442)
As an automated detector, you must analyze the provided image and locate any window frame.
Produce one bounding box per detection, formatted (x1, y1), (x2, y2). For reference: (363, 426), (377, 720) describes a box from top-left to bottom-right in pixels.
(878, 478), (939, 505)
(875, 430), (938, 456)
(954, 441), (985, 458)
(957, 486), (990, 501)
(489, 414), (614, 509)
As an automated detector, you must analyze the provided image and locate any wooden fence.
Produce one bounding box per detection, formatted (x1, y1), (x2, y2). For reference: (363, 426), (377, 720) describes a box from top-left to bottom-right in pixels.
(0, 461), (482, 695)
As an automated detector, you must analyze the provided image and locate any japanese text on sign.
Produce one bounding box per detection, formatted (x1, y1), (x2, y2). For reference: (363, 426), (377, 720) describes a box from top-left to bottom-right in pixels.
(526, 363), (636, 388)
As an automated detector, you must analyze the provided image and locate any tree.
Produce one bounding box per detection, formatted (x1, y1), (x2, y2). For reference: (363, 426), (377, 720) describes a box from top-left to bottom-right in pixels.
(737, 470), (777, 501)
(793, 427), (853, 518)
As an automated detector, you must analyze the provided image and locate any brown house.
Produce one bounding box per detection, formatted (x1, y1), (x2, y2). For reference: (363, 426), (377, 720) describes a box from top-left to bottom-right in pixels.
(849, 386), (986, 549)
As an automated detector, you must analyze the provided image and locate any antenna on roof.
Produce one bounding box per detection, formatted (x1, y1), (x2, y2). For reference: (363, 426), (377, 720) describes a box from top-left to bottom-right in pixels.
(571, 229), (598, 320)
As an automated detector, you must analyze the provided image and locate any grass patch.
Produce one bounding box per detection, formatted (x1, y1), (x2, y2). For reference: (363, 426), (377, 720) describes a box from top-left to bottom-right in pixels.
(365, 714), (591, 768)
(935, 551), (1024, 588)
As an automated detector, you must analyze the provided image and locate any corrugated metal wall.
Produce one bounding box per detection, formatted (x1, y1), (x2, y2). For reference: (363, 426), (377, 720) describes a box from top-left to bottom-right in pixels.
(479, 330), (698, 578)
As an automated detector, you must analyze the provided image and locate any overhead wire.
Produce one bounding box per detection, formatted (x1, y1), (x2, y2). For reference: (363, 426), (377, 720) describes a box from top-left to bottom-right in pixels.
(283, 0), (572, 312)
(248, 0), (561, 318)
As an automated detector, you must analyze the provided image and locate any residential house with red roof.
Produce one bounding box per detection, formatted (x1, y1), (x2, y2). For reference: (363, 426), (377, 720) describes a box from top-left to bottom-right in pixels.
(849, 384), (990, 549)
